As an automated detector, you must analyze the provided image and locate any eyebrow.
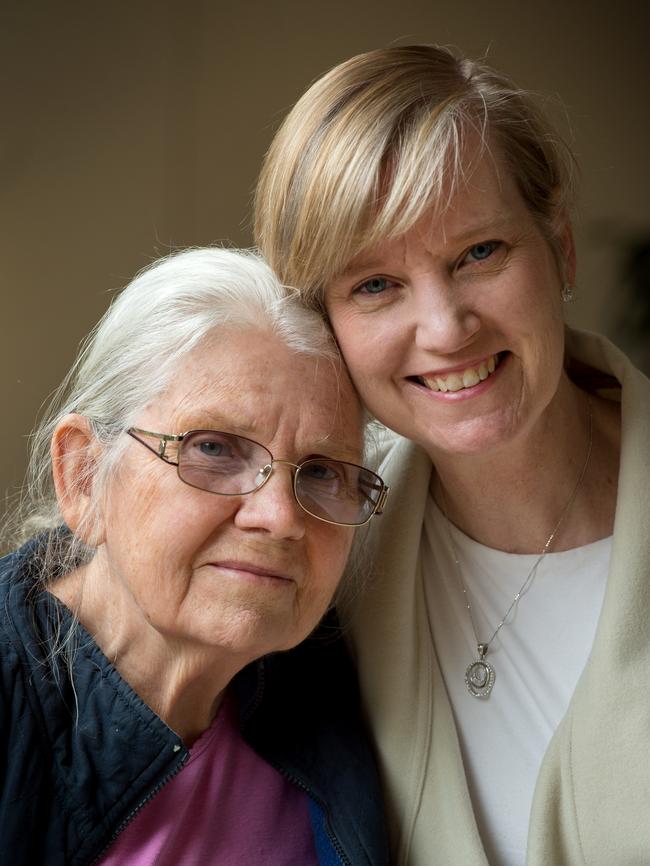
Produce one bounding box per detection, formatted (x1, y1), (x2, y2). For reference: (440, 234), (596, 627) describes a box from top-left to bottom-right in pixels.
(307, 439), (363, 463)
(442, 216), (519, 245)
(338, 257), (390, 280)
(171, 416), (362, 462)
(338, 215), (519, 279)
(171, 412), (259, 438)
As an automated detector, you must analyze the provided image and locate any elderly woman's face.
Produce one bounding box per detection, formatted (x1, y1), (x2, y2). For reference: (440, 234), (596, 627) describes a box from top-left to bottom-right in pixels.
(94, 329), (362, 660)
(325, 147), (572, 459)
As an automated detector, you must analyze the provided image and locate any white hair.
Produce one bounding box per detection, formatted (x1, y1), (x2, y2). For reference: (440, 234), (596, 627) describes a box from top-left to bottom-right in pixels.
(10, 247), (341, 574)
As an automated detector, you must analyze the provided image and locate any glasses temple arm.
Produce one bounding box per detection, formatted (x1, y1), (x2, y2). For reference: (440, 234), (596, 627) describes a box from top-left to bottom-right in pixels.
(127, 428), (182, 464)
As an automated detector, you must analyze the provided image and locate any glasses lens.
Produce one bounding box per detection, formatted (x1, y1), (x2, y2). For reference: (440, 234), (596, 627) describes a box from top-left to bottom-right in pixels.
(295, 459), (384, 526)
(178, 430), (272, 495)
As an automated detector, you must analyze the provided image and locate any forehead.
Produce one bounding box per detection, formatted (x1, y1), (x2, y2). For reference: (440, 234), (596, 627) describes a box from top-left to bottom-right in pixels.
(338, 144), (527, 277)
(147, 329), (362, 458)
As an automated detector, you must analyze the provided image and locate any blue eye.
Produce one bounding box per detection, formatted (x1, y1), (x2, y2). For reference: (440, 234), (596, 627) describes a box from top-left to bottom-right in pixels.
(185, 432), (238, 461)
(465, 241), (498, 263)
(199, 440), (228, 456)
(357, 276), (392, 295)
(300, 461), (340, 482)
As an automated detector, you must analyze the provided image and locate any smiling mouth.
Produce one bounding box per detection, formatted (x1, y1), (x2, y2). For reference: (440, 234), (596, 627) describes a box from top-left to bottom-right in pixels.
(411, 352), (504, 393)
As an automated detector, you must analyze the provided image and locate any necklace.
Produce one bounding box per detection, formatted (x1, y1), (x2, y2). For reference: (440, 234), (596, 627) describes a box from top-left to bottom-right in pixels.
(439, 396), (593, 699)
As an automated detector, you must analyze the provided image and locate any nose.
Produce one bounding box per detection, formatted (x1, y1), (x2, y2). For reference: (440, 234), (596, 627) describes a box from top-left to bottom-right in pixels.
(233, 464), (306, 540)
(412, 277), (481, 355)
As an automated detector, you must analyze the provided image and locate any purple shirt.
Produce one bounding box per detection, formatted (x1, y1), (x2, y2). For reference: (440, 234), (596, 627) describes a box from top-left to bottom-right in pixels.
(99, 694), (318, 866)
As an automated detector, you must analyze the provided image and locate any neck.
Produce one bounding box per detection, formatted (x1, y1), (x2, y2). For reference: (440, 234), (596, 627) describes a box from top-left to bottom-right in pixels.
(50, 561), (247, 746)
(430, 378), (620, 553)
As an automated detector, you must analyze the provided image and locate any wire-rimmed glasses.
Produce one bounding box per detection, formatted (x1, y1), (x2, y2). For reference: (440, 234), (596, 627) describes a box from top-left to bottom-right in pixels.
(127, 427), (389, 527)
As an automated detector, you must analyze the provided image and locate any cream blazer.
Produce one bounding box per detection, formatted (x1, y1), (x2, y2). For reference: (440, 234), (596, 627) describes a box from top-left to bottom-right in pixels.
(343, 330), (650, 866)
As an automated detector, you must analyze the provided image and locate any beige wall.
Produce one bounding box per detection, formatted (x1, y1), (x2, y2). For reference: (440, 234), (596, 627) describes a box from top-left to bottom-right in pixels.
(2, 0), (649, 512)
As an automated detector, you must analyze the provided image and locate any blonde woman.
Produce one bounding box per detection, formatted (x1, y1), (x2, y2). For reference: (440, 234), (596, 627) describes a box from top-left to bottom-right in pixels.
(254, 45), (649, 866)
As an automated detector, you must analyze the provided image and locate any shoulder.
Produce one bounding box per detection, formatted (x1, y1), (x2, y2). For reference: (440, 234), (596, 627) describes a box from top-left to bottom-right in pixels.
(235, 613), (390, 865)
(365, 421), (431, 486)
(0, 538), (36, 592)
(566, 326), (650, 457)
(0, 539), (43, 658)
(565, 326), (649, 395)
(234, 610), (369, 768)
(362, 423), (433, 541)
(236, 611), (356, 718)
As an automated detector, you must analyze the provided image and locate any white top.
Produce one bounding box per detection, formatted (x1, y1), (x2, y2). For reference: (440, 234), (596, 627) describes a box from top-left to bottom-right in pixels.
(422, 496), (611, 866)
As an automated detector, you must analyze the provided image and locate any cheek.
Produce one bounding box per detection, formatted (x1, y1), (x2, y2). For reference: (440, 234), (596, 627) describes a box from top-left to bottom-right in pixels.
(334, 316), (403, 386)
(103, 474), (216, 587)
(503, 277), (565, 395)
(102, 478), (156, 559)
(329, 306), (375, 370)
(519, 278), (564, 348)
(306, 529), (354, 599)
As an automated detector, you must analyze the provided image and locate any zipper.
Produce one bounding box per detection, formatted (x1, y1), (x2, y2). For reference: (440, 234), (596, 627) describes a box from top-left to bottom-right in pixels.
(267, 761), (352, 866)
(89, 746), (189, 865)
(90, 753), (351, 866)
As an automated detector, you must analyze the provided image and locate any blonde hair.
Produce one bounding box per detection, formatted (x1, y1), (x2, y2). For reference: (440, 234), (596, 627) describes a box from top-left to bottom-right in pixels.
(254, 44), (576, 308)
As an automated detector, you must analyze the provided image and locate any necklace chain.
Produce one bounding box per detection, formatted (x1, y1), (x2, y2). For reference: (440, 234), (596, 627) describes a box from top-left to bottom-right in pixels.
(438, 395), (593, 698)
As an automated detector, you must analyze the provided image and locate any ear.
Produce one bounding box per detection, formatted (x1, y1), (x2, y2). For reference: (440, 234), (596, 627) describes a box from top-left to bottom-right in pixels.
(51, 414), (105, 546)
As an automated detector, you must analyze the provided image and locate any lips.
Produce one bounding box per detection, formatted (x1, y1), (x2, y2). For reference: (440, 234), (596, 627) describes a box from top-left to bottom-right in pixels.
(209, 560), (294, 582)
(413, 353), (502, 393)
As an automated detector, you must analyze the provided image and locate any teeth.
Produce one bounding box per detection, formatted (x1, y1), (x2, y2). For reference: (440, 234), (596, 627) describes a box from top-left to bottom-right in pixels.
(462, 368), (480, 388)
(445, 373), (464, 392)
(420, 354), (500, 394)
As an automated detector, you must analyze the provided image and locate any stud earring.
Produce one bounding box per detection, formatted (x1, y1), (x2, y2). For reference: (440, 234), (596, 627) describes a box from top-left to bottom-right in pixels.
(561, 283), (575, 303)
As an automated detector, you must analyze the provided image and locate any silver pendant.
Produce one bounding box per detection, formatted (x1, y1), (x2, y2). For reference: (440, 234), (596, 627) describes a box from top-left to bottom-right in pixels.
(465, 644), (495, 698)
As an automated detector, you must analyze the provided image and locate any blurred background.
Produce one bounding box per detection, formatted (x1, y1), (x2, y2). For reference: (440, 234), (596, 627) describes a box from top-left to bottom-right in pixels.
(2, 0), (649, 513)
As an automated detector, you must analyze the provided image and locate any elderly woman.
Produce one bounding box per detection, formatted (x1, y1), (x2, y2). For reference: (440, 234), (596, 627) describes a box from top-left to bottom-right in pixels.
(254, 45), (650, 866)
(0, 248), (390, 866)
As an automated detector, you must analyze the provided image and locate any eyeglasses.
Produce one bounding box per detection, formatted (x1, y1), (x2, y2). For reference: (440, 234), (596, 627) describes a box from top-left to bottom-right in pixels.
(127, 427), (389, 527)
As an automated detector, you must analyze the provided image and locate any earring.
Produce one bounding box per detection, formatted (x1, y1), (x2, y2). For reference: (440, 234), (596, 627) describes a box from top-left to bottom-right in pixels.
(561, 283), (575, 303)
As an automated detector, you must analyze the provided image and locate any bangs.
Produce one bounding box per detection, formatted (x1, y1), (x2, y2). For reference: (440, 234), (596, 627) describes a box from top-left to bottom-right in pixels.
(255, 45), (575, 308)
(288, 100), (489, 304)
(363, 100), (490, 249)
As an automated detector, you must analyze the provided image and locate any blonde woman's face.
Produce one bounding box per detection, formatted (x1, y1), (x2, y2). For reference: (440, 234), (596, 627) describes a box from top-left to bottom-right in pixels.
(325, 148), (573, 461)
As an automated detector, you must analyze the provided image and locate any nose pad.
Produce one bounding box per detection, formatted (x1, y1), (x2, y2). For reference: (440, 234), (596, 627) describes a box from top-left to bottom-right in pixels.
(254, 464), (273, 489)
(236, 461), (305, 540)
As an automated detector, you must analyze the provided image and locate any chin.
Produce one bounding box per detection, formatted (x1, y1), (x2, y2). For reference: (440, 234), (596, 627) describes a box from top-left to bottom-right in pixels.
(214, 613), (307, 659)
(416, 414), (522, 460)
